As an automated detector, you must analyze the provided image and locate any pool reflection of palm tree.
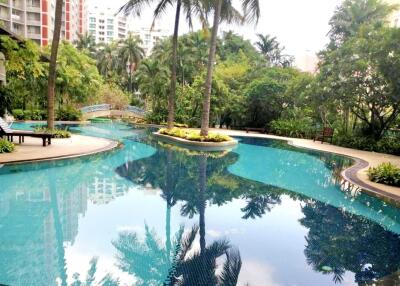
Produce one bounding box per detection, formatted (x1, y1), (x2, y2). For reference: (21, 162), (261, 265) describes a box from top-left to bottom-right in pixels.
(300, 201), (400, 285)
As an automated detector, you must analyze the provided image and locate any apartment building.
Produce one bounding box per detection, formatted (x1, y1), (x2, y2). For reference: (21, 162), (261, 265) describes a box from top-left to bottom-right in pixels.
(130, 26), (169, 56)
(87, 5), (127, 44)
(0, 0), (86, 46)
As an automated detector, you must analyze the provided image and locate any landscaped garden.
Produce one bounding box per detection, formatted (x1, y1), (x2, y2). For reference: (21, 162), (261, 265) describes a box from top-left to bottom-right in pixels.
(0, 0), (400, 285)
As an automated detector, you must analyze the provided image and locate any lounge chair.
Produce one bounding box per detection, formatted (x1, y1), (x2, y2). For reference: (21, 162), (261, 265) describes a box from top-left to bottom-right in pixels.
(0, 118), (52, 147)
(313, 127), (334, 144)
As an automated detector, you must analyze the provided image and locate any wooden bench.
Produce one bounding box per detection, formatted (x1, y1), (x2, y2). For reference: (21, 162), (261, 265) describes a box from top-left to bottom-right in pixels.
(245, 127), (266, 134)
(313, 127), (334, 144)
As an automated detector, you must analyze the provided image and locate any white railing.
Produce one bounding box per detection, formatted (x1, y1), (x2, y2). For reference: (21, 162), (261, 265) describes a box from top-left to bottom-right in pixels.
(80, 104), (111, 113)
(80, 104), (146, 116)
(124, 105), (146, 116)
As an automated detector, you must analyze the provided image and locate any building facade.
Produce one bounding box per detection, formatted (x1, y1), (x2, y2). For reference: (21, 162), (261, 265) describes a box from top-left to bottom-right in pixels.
(0, 0), (86, 46)
(87, 5), (127, 44)
(130, 26), (169, 56)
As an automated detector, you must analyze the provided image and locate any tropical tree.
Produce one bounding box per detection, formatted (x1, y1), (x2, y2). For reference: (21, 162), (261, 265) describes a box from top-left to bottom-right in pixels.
(136, 58), (170, 119)
(328, 0), (397, 45)
(74, 32), (97, 57)
(119, 0), (207, 129)
(254, 34), (293, 67)
(200, 0), (260, 136)
(96, 42), (119, 79)
(117, 34), (145, 93)
(47, 0), (63, 129)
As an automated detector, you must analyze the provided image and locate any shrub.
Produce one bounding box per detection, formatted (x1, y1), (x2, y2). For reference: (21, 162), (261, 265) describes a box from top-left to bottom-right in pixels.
(0, 139), (14, 153)
(334, 136), (400, 155)
(34, 127), (71, 138)
(368, 163), (400, 187)
(12, 109), (47, 120)
(56, 106), (81, 121)
(12, 109), (24, 120)
(269, 118), (314, 138)
(159, 128), (233, 142)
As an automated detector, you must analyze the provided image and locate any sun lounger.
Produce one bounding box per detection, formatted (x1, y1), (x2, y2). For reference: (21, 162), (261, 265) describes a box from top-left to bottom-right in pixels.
(0, 118), (52, 147)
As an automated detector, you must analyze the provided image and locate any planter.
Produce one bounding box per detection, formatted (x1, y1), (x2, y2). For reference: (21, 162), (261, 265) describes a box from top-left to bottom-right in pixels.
(153, 132), (238, 151)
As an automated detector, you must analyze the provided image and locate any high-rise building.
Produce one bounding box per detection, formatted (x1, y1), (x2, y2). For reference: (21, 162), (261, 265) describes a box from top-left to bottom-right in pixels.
(87, 5), (127, 44)
(130, 26), (169, 55)
(0, 0), (86, 46)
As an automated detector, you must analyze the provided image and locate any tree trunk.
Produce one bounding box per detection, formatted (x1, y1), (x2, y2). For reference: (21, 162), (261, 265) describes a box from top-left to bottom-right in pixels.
(167, 0), (182, 130)
(198, 154), (207, 253)
(200, 0), (223, 136)
(47, 0), (63, 130)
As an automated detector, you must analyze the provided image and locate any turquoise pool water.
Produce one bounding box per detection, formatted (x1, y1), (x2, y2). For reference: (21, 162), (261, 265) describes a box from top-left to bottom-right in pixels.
(1, 122), (400, 286)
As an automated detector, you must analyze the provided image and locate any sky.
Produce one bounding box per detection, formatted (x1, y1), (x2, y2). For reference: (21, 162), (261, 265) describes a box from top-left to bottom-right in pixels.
(89, 0), (343, 62)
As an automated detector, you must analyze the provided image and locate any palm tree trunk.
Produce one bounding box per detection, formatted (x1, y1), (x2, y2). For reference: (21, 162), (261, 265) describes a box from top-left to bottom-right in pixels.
(198, 154), (207, 253)
(200, 0), (223, 136)
(47, 0), (63, 130)
(167, 0), (182, 130)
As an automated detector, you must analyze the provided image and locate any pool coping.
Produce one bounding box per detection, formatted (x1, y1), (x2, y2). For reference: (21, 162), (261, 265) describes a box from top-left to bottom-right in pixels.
(0, 135), (120, 165)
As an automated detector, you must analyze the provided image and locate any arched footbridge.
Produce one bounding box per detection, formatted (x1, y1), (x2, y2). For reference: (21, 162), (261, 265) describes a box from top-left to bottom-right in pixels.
(80, 104), (146, 120)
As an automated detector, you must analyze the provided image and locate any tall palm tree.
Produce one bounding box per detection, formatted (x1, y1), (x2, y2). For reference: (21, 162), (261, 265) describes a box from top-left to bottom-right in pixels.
(118, 34), (145, 93)
(328, 0), (397, 45)
(254, 34), (281, 65)
(46, 0), (63, 130)
(119, 0), (207, 129)
(200, 0), (260, 136)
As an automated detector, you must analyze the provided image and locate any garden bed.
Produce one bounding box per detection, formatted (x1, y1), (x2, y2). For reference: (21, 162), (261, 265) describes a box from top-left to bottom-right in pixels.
(154, 128), (238, 151)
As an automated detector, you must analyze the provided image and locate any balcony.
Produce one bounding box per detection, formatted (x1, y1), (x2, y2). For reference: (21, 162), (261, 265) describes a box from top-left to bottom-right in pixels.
(26, 5), (40, 12)
(27, 32), (41, 39)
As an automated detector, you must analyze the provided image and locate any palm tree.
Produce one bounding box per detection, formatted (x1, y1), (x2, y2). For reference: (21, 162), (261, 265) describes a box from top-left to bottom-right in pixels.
(75, 33), (97, 56)
(96, 42), (119, 79)
(46, 0), (64, 130)
(254, 34), (280, 65)
(136, 59), (170, 112)
(119, 0), (207, 129)
(328, 0), (397, 45)
(118, 34), (145, 93)
(200, 0), (260, 136)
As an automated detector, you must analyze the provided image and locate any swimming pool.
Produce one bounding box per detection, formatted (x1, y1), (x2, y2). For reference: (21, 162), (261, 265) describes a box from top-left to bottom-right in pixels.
(1, 122), (399, 286)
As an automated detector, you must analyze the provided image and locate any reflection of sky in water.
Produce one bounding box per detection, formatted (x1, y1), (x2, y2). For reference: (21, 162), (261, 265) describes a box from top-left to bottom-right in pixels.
(0, 123), (400, 286)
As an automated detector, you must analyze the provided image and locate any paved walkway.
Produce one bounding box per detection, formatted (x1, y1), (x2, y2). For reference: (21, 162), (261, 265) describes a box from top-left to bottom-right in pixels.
(0, 134), (117, 164)
(210, 129), (400, 202)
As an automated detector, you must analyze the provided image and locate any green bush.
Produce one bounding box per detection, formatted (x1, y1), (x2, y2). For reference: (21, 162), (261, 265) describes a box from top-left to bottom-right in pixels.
(334, 136), (400, 155)
(34, 127), (71, 138)
(368, 163), (400, 187)
(0, 139), (14, 153)
(269, 118), (314, 138)
(12, 109), (24, 120)
(12, 109), (47, 120)
(159, 128), (232, 142)
(56, 106), (81, 121)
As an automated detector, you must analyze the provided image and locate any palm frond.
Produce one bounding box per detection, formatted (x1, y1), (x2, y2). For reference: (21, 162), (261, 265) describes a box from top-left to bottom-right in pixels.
(217, 248), (242, 286)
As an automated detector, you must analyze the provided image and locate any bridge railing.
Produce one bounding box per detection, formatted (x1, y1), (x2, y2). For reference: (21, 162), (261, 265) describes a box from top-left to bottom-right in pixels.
(80, 104), (146, 116)
(81, 104), (111, 113)
(124, 105), (146, 116)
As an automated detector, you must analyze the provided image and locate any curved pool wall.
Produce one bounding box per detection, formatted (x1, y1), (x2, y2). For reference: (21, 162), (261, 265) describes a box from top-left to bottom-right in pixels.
(0, 122), (400, 286)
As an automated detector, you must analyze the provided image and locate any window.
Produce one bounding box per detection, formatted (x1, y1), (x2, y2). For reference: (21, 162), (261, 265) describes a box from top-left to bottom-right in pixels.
(107, 25), (113, 30)
(99, 25), (104, 30)
(99, 19), (105, 24)
(107, 19), (113, 24)
(89, 24), (95, 29)
(107, 31), (113, 36)
(89, 17), (96, 23)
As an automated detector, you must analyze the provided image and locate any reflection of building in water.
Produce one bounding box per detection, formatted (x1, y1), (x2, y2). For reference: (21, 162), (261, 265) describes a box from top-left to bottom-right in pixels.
(61, 185), (88, 244)
(88, 176), (129, 204)
(0, 183), (88, 286)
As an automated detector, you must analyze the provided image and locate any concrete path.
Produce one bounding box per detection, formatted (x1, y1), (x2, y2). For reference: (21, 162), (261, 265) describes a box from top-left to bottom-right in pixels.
(0, 134), (117, 164)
